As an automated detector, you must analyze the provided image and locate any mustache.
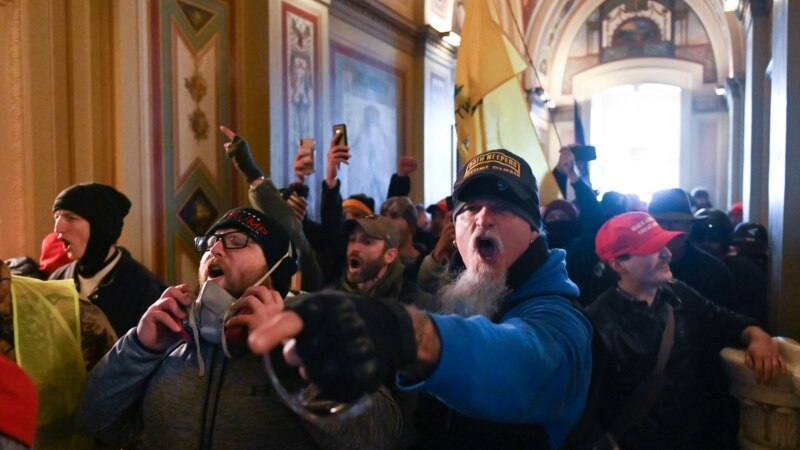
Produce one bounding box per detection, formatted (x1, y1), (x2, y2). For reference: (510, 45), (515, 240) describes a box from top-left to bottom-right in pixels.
(469, 230), (504, 254)
(471, 229), (503, 250)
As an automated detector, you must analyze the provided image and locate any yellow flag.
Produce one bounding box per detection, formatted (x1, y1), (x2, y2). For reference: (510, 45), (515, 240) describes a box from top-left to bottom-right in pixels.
(454, 0), (560, 204)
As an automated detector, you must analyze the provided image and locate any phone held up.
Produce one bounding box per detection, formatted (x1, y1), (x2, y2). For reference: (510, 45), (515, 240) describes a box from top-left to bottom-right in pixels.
(298, 138), (316, 175)
(332, 123), (348, 147)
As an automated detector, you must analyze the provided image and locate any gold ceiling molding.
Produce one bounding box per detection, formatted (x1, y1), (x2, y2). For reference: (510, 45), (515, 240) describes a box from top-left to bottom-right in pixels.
(331, 0), (418, 53)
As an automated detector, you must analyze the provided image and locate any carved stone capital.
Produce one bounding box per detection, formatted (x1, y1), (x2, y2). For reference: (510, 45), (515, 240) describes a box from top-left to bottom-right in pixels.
(721, 338), (800, 449)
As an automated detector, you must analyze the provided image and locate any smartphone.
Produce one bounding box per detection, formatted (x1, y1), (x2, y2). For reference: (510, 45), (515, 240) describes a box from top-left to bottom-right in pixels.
(571, 145), (597, 161)
(332, 123), (348, 146)
(298, 138), (315, 174)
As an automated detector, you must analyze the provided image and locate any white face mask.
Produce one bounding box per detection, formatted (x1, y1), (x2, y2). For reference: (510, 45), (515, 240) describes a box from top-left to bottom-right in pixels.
(185, 246), (293, 376)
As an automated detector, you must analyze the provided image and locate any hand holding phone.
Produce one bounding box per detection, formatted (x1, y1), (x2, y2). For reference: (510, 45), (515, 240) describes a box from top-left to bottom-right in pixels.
(296, 138), (315, 176)
(332, 124), (348, 147)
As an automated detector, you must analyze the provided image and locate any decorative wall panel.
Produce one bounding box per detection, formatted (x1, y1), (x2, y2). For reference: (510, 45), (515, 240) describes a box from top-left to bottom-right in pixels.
(330, 42), (406, 207)
(282, 2), (320, 186)
(151, 0), (235, 283)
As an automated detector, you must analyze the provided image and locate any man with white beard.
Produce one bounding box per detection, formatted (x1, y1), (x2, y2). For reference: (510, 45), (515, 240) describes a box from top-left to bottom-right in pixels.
(247, 149), (593, 450)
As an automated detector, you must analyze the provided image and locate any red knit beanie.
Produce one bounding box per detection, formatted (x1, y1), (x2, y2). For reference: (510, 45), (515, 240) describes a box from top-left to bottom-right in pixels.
(0, 358), (38, 448)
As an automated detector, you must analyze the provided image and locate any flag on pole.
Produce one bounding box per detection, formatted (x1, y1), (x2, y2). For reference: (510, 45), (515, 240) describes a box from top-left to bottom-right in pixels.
(454, 0), (560, 204)
(574, 100), (592, 186)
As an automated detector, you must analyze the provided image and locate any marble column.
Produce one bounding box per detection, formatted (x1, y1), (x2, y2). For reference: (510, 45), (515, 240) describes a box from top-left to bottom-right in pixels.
(721, 338), (800, 449)
(740, 0), (771, 226)
(767, 0), (800, 340)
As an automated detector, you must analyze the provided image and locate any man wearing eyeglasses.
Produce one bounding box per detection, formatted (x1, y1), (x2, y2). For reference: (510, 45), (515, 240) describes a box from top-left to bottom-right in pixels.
(76, 207), (401, 449)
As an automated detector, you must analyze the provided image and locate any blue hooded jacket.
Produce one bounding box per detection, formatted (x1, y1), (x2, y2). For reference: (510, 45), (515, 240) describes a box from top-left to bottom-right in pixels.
(398, 248), (592, 449)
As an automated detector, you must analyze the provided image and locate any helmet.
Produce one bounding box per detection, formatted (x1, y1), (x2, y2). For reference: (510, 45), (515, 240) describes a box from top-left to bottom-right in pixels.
(731, 222), (768, 254)
(691, 208), (732, 247)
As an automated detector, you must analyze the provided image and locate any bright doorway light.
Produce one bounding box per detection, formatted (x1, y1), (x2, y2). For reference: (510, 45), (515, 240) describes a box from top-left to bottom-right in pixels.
(723, 0), (739, 12)
(590, 83), (681, 203)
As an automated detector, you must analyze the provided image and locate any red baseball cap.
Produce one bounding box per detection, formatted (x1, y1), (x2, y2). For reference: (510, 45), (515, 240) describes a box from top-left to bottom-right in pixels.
(425, 199), (449, 216)
(595, 212), (684, 261)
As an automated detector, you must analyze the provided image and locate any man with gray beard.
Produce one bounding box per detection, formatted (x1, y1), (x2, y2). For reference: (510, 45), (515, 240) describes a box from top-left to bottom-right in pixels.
(436, 254), (508, 317)
(248, 149), (593, 450)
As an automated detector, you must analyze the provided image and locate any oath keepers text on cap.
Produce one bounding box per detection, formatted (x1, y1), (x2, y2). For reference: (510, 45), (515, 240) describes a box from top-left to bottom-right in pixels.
(464, 152), (522, 179)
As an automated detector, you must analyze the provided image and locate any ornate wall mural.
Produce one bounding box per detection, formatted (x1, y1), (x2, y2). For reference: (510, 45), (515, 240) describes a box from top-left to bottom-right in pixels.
(151, 0), (235, 283)
(563, 0), (717, 95)
(330, 42), (405, 207)
(282, 2), (319, 186)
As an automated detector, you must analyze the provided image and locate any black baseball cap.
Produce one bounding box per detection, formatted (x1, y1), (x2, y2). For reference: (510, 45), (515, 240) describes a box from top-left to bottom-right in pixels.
(451, 149), (541, 229)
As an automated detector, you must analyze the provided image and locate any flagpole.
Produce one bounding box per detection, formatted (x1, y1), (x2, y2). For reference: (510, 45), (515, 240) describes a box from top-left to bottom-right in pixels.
(502, 0), (564, 149)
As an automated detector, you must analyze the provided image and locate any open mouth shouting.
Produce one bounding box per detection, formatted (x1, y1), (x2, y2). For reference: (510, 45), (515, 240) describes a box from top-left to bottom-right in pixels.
(347, 254), (362, 273)
(58, 236), (80, 260)
(206, 261), (226, 280)
(474, 234), (501, 261)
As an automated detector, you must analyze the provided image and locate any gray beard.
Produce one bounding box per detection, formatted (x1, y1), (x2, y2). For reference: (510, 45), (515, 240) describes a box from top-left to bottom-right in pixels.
(437, 268), (509, 318)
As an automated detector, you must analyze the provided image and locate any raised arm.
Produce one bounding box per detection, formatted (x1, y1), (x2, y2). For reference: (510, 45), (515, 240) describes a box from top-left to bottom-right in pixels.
(386, 155), (416, 198)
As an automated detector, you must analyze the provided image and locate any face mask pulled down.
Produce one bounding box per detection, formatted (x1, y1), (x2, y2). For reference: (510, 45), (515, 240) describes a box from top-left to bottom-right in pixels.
(181, 248), (290, 376)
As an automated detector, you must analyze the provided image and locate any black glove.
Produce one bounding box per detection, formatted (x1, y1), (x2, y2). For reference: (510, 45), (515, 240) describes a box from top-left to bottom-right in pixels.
(290, 290), (417, 403)
(281, 182), (310, 200)
(225, 135), (264, 183)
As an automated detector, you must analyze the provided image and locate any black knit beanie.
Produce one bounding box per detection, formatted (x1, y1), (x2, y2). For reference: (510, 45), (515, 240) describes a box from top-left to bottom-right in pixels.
(204, 208), (298, 283)
(53, 183), (131, 276)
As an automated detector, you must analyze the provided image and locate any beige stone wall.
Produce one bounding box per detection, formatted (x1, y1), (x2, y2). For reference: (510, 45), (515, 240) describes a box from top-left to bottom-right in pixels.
(0, 1), (116, 261)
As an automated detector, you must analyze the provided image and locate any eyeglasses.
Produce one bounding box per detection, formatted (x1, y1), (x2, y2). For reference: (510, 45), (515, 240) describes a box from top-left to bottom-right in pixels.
(194, 231), (251, 253)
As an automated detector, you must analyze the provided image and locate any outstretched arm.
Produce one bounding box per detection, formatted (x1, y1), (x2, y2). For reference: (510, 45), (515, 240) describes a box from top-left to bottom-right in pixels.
(248, 292), (592, 425)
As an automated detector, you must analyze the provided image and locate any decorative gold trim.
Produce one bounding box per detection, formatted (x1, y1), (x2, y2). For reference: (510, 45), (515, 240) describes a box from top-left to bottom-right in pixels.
(8, 4), (25, 250)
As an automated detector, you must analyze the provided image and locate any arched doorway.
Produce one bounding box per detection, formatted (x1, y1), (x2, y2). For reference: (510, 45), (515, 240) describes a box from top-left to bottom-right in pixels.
(590, 83), (681, 201)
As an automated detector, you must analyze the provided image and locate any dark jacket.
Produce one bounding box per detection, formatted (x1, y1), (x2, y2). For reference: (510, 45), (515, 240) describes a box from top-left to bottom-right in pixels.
(311, 179), (348, 285)
(724, 254), (768, 324)
(564, 177), (614, 307)
(333, 259), (434, 310)
(406, 238), (592, 449)
(50, 247), (164, 336)
(670, 243), (736, 310)
(585, 280), (757, 450)
(312, 175), (416, 286)
(76, 329), (402, 449)
(249, 179), (323, 292)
